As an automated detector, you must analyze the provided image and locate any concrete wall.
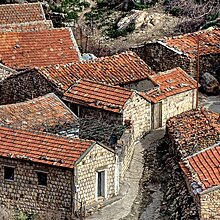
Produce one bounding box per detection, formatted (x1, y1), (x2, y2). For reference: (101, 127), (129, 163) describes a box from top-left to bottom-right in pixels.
(76, 144), (116, 208)
(123, 93), (151, 140)
(161, 89), (197, 126)
(0, 157), (72, 219)
(0, 71), (55, 105)
(200, 188), (220, 219)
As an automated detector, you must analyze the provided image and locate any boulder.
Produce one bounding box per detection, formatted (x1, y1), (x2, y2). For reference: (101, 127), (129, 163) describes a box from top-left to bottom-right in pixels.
(200, 72), (219, 95)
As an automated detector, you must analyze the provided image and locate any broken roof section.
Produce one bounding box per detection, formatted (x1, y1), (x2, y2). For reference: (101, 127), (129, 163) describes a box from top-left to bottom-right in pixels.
(0, 3), (45, 25)
(0, 28), (81, 70)
(0, 20), (53, 32)
(39, 51), (156, 91)
(180, 142), (220, 193)
(160, 27), (220, 58)
(166, 109), (220, 158)
(0, 93), (78, 133)
(0, 126), (94, 168)
(142, 67), (197, 103)
(63, 79), (134, 113)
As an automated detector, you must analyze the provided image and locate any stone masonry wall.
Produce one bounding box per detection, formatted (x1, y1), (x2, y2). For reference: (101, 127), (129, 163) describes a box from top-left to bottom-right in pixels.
(131, 43), (191, 74)
(200, 188), (220, 219)
(0, 157), (73, 219)
(161, 89), (197, 127)
(123, 93), (151, 140)
(76, 144), (116, 208)
(0, 71), (55, 105)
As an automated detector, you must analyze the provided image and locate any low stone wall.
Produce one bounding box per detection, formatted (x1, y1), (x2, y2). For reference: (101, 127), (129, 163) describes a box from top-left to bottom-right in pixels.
(0, 157), (72, 219)
(200, 188), (220, 219)
(76, 144), (116, 209)
(161, 89), (197, 126)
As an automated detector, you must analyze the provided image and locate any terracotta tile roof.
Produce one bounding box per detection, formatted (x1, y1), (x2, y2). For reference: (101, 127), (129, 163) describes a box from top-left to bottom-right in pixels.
(166, 109), (220, 158)
(0, 93), (78, 132)
(0, 20), (53, 32)
(0, 28), (80, 70)
(63, 79), (134, 113)
(142, 67), (197, 103)
(39, 51), (156, 91)
(0, 3), (45, 25)
(0, 126), (94, 168)
(0, 64), (18, 81)
(180, 143), (220, 193)
(161, 27), (220, 58)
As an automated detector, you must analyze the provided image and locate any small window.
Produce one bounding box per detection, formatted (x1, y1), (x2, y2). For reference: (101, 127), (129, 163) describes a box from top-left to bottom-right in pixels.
(4, 166), (14, 180)
(37, 172), (47, 186)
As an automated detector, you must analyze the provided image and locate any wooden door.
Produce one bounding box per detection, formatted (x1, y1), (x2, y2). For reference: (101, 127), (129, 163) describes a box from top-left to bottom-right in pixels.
(151, 102), (162, 129)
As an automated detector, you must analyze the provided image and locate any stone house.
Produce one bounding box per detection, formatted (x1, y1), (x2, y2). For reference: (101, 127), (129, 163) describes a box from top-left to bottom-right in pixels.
(0, 126), (117, 218)
(0, 93), (79, 137)
(131, 27), (220, 79)
(179, 143), (220, 219)
(141, 67), (197, 128)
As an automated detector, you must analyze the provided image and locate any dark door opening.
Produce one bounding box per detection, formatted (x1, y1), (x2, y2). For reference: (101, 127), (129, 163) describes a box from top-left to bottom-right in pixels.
(97, 171), (105, 197)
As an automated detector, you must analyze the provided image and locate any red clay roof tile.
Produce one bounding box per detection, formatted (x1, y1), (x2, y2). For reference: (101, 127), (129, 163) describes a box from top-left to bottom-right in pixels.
(0, 20), (53, 32)
(180, 143), (220, 192)
(0, 126), (94, 168)
(0, 28), (80, 69)
(63, 79), (134, 113)
(0, 3), (45, 25)
(141, 67), (197, 103)
(0, 93), (78, 132)
(38, 51), (156, 91)
(162, 27), (220, 58)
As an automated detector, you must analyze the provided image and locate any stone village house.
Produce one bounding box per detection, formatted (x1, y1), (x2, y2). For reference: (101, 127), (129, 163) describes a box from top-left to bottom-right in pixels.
(0, 126), (118, 219)
(165, 109), (220, 219)
(131, 27), (220, 79)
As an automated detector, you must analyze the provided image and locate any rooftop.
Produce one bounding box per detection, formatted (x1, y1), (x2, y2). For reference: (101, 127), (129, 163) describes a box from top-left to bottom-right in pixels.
(180, 143), (220, 193)
(0, 126), (94, 168)
(142, 67), (197, 103)
(161, 27), (220, 58)
(39, 51), (156, 91)
(166, 109), (220, 158)
(63, 79), (134, 113)
(0, 20), (53, 32)
(0, 93), (78, 132)
(0, 28), (80, 70)
(0, 3), (45, 25)
(0, 63), (18, 81)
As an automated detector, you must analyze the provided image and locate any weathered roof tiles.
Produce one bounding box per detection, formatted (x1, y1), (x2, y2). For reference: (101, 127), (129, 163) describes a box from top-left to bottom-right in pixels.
(39, 51), (156, 91)
(0, 93), (78, 132)
(142, 67), (197, 103)
(0, 3), (45, 25)
(0, 28), (80, 69)
(0, 126), (94, 168)
(180, 143), (220, 193)
(63, 79), (134, 113)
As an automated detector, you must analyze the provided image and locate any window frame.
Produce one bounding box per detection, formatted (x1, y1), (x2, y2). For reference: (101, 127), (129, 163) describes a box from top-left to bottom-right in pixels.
(4, 165), (15, 181)
(35, 170), (48, 186)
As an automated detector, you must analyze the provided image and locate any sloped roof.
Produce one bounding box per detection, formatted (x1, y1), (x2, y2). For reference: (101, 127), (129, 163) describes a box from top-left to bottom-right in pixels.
(0, 28), (80, 70)
(0, 63), (18, 81)
(0, 126), (94, 168)
(180, 143), (220, 193)
(0, 93), (78, 132)
(161, 27), (220, 58)
(142, 67), (197, 103)
(0, 20), (53, 32)
(39, 51), (156, 91)
(63, 79), (134, 113)
(0, 3), (45, 25)
(166, 109), (220, 158)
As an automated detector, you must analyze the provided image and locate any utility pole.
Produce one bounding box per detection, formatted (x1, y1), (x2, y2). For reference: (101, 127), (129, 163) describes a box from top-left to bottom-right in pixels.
(196, 35), (200, 109)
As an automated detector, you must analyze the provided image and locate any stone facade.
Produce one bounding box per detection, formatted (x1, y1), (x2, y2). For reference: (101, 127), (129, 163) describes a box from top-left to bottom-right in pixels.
(76, 144), (117, 209)
(0, 157), (73, 219)
(200, 188), (220, 219)
(0, 71), (56, 105)
(161, 89), (197, 127)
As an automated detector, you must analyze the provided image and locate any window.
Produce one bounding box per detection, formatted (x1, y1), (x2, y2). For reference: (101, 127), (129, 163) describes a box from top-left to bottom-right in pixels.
(97, 171), (105, 197)
(4, 166), (14, 180)
(37, 172), (47, 186)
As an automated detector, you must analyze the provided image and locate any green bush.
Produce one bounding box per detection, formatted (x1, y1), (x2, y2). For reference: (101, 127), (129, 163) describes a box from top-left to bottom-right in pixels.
(106, 23), (135, 38)
(170, 7), (181, 16)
